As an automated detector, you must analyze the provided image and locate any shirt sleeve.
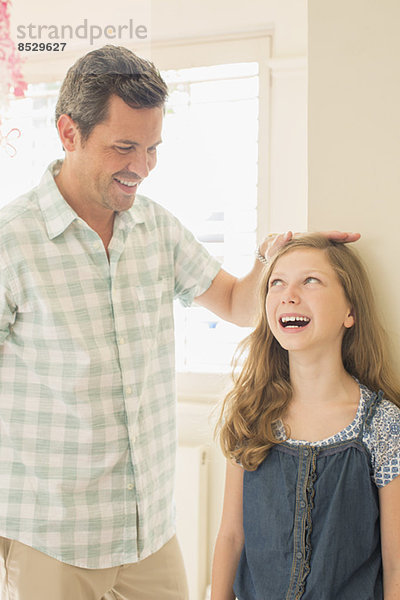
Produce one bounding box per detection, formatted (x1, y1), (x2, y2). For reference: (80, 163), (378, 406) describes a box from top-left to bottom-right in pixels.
(171, 217), (222, 308)
(365, 399), (400, 488)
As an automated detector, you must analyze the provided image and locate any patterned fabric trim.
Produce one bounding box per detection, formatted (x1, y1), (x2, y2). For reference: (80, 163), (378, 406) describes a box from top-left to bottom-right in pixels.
(273, 384), (400, 488)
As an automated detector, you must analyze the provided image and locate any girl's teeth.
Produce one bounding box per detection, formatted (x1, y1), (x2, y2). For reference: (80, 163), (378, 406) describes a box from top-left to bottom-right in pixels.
(281, 316), (310, 323)
(280, 316), (311, 328)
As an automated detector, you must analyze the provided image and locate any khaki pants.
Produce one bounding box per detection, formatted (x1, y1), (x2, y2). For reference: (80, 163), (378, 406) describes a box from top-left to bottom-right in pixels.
(0, 535), (188, 600)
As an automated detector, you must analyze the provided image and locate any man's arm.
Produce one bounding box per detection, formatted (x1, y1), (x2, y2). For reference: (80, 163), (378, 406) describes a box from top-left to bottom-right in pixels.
(194, 265), (262, 327)
(194, 233), (290, 327)
(195, 230), (361, 327)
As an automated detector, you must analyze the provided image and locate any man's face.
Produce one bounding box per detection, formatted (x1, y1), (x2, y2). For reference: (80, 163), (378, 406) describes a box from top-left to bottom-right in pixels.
(68, 95), (163, 214)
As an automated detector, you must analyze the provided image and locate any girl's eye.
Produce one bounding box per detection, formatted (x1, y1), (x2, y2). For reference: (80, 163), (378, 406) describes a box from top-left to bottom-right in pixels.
(305, 276), (319, 284)
(269, 279), (283, 287)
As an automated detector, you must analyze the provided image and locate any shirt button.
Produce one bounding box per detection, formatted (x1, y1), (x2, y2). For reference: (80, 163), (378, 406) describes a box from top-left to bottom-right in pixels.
(127, 483), (134, 490)
(118, 336), (125, 345)
(126, 386), (132, 395)
(300, 500), (306, 508)
(303, 449), (309, 457)
(296, 552), (303, 560)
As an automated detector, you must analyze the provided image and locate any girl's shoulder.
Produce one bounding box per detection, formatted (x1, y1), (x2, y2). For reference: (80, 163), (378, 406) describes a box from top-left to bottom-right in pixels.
(360, 383), (400, 423)
(360, 384), (400, 488)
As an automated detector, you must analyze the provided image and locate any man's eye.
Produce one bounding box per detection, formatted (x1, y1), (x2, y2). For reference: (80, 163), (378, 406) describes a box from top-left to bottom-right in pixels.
(115, 146), (133, 152)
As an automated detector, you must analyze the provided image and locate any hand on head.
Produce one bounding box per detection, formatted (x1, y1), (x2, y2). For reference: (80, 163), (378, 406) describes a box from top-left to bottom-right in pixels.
(259, 230), (361, 263)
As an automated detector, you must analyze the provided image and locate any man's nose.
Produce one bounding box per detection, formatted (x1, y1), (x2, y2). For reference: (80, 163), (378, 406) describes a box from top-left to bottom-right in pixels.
(127, 152), (151, 179)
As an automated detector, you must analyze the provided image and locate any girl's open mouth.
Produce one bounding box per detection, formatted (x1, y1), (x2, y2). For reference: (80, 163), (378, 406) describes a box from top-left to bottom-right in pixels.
(279, 316), (311, 329)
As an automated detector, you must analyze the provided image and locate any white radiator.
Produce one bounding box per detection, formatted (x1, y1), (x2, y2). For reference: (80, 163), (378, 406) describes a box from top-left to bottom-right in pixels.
(176, 444), (209, 600)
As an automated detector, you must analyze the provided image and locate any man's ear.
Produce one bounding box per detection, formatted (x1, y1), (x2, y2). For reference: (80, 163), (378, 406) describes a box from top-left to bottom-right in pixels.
(56, 114), (80, 152)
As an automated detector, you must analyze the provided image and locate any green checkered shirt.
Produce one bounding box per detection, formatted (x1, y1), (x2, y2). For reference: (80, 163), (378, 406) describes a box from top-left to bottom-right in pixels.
(0, 161), (221, 568)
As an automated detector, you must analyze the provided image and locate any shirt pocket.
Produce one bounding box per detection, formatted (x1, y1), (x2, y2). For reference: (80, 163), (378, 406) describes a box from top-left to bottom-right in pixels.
(134, 277), (174, 345)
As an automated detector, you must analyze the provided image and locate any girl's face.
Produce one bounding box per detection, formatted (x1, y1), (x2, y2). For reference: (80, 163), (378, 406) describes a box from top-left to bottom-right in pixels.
(266, 248), (354, 356)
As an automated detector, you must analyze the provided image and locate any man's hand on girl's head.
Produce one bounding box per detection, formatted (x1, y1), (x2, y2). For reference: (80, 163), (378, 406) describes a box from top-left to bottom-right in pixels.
(318, 231), (361, 243)
(259, 230), (361, 264)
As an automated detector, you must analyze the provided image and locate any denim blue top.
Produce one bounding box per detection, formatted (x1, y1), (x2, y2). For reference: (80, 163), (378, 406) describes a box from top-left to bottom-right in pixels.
(234, 385), (399, 600)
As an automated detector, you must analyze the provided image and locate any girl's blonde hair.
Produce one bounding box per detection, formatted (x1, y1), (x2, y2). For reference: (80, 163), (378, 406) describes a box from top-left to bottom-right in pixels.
(217, 234), (400, 470)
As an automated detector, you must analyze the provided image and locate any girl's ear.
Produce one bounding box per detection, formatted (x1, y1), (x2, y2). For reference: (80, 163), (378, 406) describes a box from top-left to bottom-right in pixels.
(344, 309), (355, 329)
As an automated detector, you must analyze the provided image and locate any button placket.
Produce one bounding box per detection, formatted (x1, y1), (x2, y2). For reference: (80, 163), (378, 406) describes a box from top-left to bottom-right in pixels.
(286, 445), (314, 600)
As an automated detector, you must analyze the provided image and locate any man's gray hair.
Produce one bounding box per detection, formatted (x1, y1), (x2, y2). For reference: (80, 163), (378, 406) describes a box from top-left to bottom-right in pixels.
(55, 45), (168, 141)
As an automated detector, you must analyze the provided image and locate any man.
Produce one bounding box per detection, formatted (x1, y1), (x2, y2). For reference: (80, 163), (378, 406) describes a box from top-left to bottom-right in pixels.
(0, 45), (358, 599)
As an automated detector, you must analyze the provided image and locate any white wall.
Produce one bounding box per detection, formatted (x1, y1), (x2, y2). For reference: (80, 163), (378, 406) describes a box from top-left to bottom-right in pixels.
(308, 0), (400, 361)
(150, 0), (306, 56)
(12, 0), (307, 56)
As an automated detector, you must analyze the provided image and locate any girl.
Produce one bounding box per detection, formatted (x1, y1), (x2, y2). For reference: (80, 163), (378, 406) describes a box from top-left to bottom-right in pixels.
(211, 234), (400, 600)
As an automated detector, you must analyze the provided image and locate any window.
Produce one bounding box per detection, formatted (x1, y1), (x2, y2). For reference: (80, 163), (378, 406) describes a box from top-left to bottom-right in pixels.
(140, 62), (260, 370)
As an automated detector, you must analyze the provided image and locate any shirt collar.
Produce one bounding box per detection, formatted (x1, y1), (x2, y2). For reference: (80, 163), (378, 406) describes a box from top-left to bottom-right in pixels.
(38, 160), (80, 240)
(38, 160), (146, 239)
(116, 196), (146, 232)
